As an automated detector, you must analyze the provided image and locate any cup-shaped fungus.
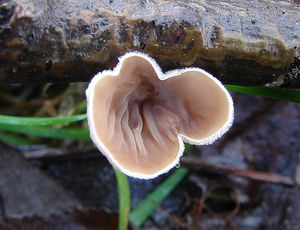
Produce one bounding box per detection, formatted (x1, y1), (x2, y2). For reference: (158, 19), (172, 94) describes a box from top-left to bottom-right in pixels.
(86, 52), (234, 179)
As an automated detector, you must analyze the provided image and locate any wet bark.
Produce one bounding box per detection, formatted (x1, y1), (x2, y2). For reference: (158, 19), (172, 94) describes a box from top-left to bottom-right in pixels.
(0, 0), (299, 85)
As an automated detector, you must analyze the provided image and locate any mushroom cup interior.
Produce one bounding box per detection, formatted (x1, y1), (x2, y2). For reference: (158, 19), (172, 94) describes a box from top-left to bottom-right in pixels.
(91, 55), (231, 177)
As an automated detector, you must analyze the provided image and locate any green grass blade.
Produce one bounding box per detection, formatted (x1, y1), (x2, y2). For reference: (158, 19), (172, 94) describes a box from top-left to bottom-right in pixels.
(0, 131), (32, 146)
(0, 124), (90, 141)
(129, 168), (189, 227)
(114, 169), (131, 230)
(225, 85), (300, 104)
(0, 114), (87, 126)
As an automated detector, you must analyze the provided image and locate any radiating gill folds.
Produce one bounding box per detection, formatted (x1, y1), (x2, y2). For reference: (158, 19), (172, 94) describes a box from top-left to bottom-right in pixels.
(86, 52), (234, 179)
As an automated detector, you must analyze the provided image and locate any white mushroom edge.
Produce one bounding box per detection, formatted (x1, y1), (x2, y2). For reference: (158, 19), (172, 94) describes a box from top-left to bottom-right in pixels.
(86, 52), (234, 179)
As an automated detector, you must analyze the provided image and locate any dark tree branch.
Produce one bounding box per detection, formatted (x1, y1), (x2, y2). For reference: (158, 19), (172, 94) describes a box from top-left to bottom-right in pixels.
(0, 0), (299, 84)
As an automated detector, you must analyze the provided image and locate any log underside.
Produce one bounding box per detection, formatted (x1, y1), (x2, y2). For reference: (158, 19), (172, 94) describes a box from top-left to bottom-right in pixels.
(0, 0), (299, 85)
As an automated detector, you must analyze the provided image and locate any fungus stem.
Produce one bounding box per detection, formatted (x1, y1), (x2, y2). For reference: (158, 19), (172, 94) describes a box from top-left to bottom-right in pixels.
(114, 169), (131, 230)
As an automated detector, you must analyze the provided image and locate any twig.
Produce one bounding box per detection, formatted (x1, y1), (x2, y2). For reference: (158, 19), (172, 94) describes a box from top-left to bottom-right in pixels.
(157, 206), (201, 230)
(182, 157), (294, 186)
(24, 146), (294, 187)
(24, 147), (98, 162)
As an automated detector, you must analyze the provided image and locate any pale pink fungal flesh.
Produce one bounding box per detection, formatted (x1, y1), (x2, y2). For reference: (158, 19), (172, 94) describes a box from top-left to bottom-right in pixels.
(86, 52), (234, 179)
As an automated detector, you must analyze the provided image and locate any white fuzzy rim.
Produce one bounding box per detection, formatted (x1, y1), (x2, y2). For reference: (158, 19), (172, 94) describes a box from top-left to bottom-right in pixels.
(86, 52), (234, 179)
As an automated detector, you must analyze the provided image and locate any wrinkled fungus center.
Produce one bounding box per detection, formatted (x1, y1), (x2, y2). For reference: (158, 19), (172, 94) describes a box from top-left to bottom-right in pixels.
(92, 56), (230, 175)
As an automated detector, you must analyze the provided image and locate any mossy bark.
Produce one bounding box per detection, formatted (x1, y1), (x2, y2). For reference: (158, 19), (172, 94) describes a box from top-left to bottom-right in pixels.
(0, 0), (299, 85)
